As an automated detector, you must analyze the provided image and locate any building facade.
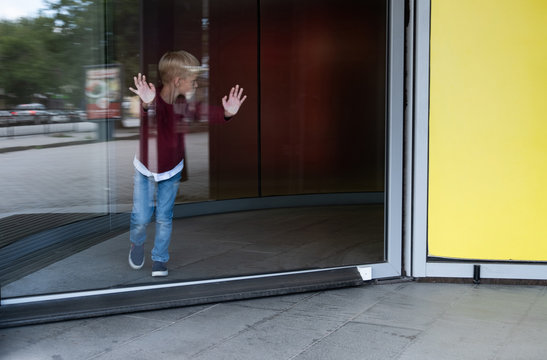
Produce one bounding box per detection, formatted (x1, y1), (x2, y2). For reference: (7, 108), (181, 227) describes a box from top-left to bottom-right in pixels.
(1, 0), (546, 326)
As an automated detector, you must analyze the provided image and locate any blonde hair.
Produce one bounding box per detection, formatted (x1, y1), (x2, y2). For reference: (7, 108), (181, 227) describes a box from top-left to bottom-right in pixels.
(158, 50), (201, 83)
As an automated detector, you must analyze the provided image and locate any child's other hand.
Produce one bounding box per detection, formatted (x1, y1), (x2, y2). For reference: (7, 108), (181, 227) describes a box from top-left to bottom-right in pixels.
(222, 85), (247, 117)
(129, 73), (156, 105)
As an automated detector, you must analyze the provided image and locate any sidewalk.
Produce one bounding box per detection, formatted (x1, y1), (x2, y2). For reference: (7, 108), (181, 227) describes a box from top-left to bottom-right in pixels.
(0, 122), (138, 153)
(1, 281), (546, 359)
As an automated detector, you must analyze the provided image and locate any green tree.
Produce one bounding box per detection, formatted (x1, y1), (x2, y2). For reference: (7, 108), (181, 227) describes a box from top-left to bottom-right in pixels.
(0, 17), (57, 104)
(0, 0), (140, 109)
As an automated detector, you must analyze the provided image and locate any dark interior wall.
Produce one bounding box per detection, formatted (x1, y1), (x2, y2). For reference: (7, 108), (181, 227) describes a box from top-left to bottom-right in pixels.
(141, 0), (203, 84)
(208, 0), (260, 200)
(142, 0), (173, 83)
(260, 0), (386, 196)
(141, 0), (386, 200)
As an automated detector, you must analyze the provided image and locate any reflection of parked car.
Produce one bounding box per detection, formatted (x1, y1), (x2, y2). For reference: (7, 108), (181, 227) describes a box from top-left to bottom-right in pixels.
(0, 110), (13, 126)
(47, 110), (70, 123)
(69, 110), (87, 122)
(11, 103), (49, 124)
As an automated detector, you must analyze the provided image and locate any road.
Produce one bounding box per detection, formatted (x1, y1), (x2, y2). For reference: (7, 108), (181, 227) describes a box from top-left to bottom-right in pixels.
(0, 122), (97, 137)
(0, 130), (211, 218)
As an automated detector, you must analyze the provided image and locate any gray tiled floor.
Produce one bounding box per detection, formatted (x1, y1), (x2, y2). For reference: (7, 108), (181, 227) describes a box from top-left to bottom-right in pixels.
(2, 205), (383, 297)
(1, 281), (546, 359)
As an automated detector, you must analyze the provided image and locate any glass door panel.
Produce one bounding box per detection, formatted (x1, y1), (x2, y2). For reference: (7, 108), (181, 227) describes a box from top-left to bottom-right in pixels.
(1, 0), (400, 302)
(0, 0), (111, 294)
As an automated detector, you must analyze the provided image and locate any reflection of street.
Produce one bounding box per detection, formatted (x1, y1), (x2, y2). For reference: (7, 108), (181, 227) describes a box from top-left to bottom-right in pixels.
(0, 122), (97, 138)
(0, 130), (210, 218)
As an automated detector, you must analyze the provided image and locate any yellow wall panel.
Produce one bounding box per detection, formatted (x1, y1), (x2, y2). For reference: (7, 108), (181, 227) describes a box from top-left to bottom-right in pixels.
(429, 0), (547, 260)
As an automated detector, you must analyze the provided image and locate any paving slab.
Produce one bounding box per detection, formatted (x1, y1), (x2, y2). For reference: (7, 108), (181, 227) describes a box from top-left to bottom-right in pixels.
(2, 282), (547, 360)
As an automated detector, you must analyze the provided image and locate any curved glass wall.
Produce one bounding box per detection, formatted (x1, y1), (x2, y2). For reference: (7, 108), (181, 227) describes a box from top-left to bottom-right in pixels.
(1, 0), (390, 300)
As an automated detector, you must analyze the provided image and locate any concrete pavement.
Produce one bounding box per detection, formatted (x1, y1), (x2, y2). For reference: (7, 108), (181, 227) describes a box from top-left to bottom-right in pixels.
(1, 281), (546, 359)
(0, 126), (207, 217)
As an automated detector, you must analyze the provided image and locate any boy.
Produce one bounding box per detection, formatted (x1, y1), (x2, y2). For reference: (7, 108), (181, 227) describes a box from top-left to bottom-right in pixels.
(128, 50), (246, 276)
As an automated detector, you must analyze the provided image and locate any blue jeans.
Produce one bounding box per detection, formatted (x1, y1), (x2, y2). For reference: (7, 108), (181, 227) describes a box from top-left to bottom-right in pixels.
(130, 170), (181, 263)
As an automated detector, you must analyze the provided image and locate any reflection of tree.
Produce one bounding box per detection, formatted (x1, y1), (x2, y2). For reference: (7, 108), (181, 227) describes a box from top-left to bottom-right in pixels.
(112, 0), (140, 91)
(0, 0), (139, 109)
(0, 17), (58, 105)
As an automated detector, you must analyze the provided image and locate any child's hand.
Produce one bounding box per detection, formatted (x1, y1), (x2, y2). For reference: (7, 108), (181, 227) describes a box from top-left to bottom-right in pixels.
(222, 85), (247, 117)
(129, 73), (156, 105)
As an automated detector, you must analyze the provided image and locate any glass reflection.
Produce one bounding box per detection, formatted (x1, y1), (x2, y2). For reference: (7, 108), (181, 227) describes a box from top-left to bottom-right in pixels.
(0, 0), (111, 292)
(1, 0), (386, 299)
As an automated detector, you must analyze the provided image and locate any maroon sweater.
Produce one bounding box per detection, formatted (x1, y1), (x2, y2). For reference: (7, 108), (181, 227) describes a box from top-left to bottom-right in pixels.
(136, 89), (228, 177)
